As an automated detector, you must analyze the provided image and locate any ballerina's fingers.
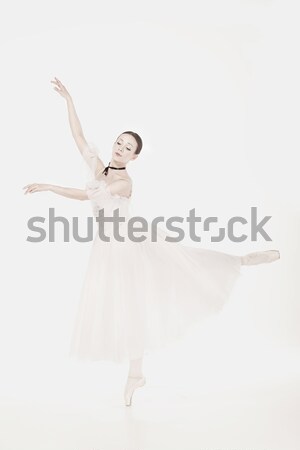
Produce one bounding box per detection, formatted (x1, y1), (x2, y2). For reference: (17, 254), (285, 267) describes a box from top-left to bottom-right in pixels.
(23, 184), (39, 194)
(50, 77), (62, 87)
(51, 78), (67, 94)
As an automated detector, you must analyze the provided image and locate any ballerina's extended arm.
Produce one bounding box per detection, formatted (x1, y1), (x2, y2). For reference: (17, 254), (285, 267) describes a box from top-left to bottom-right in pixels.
(50, 77), (105, 177)
(23, 79), (109, 200)
(23, 183), (89, 200)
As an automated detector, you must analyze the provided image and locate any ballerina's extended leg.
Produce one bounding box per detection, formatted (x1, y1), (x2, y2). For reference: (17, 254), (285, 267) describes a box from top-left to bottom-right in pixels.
(241, 249), (280, 266)
(124, 356), (146, 406)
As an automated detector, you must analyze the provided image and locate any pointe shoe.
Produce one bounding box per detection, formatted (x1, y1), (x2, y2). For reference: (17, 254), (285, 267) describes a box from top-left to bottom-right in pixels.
(241, 249), (280, 266)
(124, 375), (146, 406)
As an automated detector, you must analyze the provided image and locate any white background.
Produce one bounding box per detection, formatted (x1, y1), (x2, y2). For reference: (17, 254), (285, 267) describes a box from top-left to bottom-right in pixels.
(1, 1), (299, 449)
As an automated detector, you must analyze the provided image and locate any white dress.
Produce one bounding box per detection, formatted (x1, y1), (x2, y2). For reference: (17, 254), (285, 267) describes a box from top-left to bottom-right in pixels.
(69, 144), (242, 363)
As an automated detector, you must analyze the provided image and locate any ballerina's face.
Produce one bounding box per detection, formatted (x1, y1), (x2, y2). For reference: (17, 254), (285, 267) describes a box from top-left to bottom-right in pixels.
(112, 133), (139, 164)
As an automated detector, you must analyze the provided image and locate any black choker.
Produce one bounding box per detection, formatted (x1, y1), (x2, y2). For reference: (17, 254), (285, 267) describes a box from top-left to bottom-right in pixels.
(102, 162), (126, 176)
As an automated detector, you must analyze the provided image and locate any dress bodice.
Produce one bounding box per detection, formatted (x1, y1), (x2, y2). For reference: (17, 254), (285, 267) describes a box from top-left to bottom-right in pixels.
(85, 178), (131, 241)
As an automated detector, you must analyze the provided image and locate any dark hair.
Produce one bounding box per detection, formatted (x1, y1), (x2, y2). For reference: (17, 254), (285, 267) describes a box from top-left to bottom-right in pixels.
(117, 131), (143, 155)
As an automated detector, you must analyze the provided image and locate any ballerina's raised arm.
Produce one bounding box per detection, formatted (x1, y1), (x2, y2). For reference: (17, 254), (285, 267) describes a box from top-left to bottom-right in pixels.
(50, 77), (105, 178)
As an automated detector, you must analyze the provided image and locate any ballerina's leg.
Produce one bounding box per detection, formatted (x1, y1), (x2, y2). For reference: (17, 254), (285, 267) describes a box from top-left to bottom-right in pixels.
(128, 356), (144, 377)
(124, 356), (146, 406)
(240, 249), (280, 266)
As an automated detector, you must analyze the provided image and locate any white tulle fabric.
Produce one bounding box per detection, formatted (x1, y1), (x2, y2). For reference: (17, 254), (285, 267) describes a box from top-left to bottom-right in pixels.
(69, 143), (242, 363)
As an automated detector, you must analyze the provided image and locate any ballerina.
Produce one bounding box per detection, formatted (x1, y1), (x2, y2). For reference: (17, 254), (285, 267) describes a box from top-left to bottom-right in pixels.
(23, 77), (280, 407)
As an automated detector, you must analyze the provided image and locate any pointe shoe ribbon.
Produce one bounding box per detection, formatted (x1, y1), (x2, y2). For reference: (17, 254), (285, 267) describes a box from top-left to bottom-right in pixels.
(241, 250), (280, 266)
(124, 376), (146, 406)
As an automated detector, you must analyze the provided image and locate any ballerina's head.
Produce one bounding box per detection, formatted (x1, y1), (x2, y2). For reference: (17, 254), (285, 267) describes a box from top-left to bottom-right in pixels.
(112, 131), (143, 166)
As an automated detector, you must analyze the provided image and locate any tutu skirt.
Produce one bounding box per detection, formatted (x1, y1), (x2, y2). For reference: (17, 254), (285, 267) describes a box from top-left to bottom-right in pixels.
(69, 218), (242, 363)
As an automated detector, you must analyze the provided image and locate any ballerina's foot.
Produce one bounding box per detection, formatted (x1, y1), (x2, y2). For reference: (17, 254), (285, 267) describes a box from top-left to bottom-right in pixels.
(241, 250), (280, 266)
(124, 375), (146, 406)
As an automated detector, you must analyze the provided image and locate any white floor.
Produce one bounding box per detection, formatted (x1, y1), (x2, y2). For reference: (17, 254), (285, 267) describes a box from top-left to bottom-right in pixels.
(1, 335), (299, 450)
(1, 376), (299, 450)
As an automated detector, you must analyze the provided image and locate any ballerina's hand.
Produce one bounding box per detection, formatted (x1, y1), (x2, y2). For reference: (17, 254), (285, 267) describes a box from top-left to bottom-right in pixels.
(23, 183), (51, 194)
(50, 77), (71, 100)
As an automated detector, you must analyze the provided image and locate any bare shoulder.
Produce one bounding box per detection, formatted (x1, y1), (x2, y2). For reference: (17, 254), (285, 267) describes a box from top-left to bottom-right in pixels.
(109, 175), (133, 197)
(118, 176), (133, 195)
(124, 176), (133, 186)
(115, 174), (132, 186)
